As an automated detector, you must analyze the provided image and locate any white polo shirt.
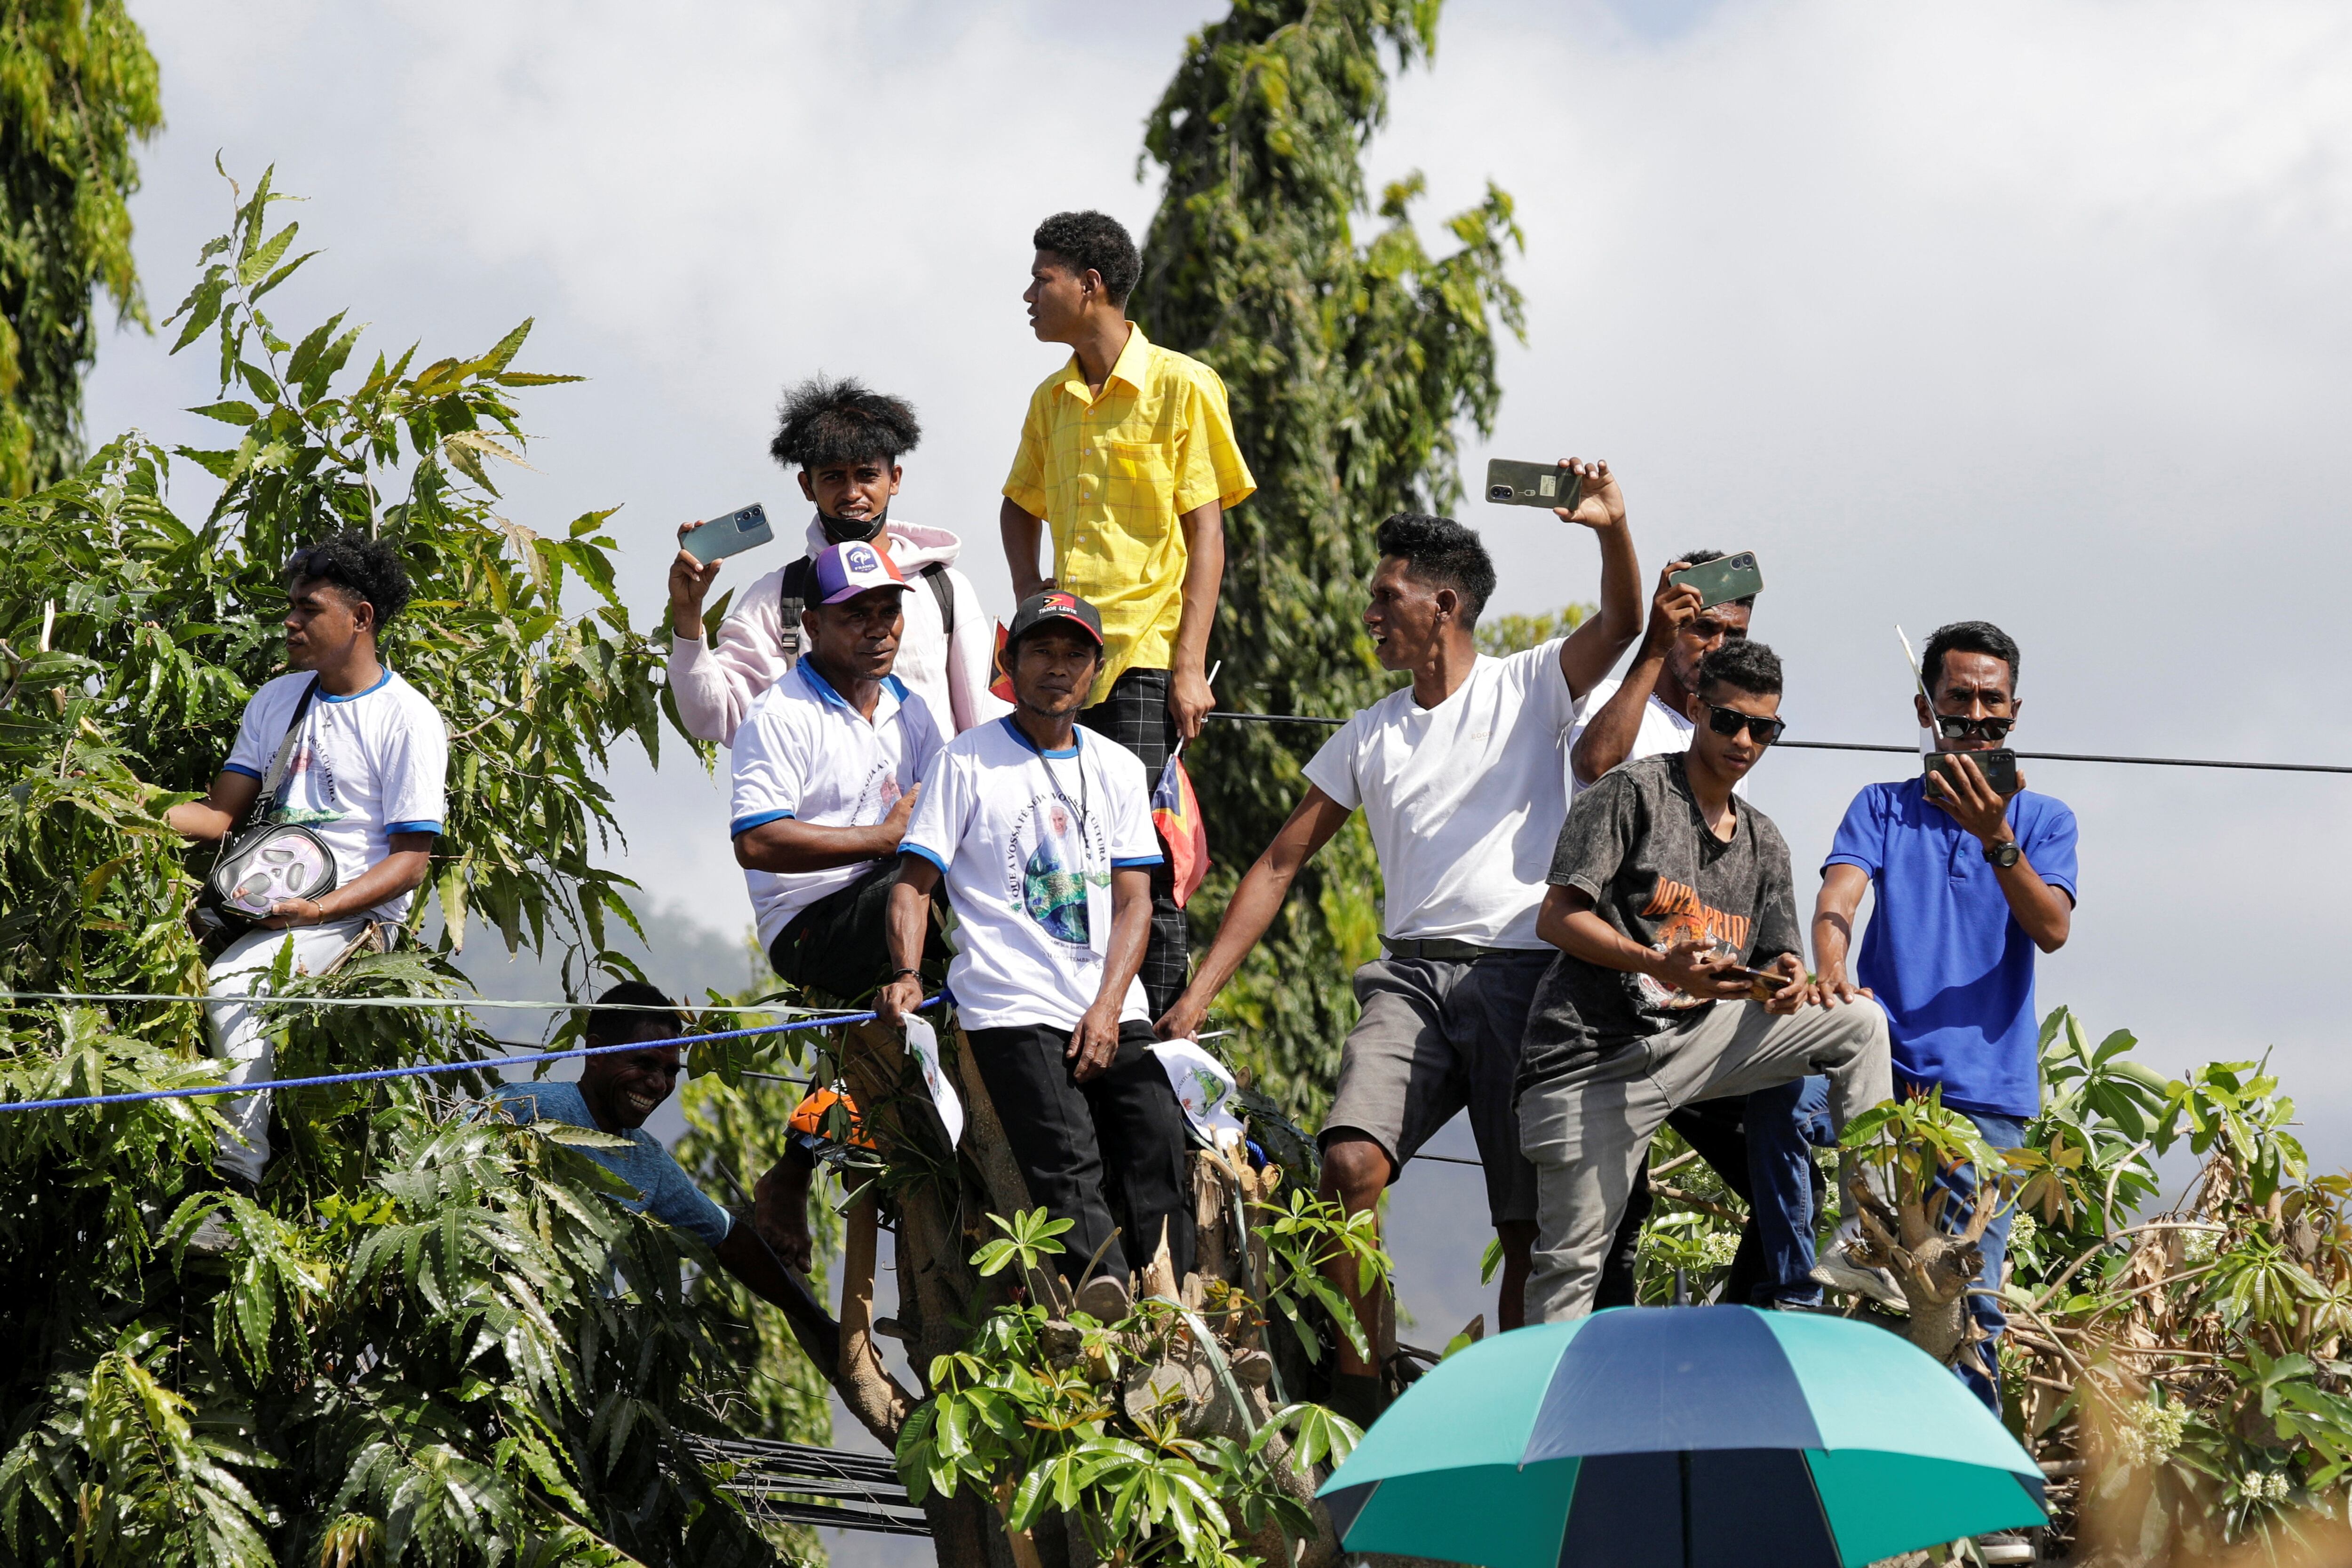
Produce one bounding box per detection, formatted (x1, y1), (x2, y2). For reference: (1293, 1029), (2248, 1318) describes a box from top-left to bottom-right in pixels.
(729, 661), (944, 948)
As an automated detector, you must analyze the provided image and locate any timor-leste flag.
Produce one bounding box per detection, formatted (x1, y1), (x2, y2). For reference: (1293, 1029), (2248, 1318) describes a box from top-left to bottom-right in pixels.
(989, 622), (1015, 704)
(1152, 754), (1209, 908)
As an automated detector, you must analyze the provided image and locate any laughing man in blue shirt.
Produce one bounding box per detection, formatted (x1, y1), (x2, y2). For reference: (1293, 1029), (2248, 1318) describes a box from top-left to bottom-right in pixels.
(1809, 620), (2078, 1411)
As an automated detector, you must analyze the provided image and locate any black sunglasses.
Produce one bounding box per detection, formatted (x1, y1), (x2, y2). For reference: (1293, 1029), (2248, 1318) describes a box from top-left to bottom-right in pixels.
(1933, 714), (2014, 743)
(1704, 703), (1786, 745)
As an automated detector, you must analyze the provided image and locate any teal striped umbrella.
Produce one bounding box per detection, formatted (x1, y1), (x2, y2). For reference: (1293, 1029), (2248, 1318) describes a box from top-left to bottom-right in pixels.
(1318, 1306), (2045, 1568)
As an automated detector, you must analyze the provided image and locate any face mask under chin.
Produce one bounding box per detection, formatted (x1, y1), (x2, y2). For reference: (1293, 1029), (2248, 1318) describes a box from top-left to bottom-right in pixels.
(818, 508), (888, 545)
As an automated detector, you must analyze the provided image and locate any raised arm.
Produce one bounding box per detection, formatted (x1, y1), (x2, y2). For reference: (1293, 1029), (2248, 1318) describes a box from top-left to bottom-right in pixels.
(1569, 562), (1701, 786)
(1155, 786), (1354, 1040)
(1927, 758), (2074, 953)
(1551, 459), (1643, 699)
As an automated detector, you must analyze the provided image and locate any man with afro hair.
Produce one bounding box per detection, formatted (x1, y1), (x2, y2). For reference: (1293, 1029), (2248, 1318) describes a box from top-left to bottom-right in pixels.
(1000, 209), (1256, 1017)
(667, 373), (1001, 746)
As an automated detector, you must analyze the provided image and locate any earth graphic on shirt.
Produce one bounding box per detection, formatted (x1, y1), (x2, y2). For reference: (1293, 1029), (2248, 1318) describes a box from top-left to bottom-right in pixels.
(1011, 794), (1107, 949)
(269, 736), (348, 827)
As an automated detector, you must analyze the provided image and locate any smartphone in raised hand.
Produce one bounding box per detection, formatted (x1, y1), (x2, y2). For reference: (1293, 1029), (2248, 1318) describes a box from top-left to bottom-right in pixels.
(1924, 748), (2020, 798)
(1484, 458), (1584, 511)
(1669, 551), (1764, 610)
(680, 503), (774, 564)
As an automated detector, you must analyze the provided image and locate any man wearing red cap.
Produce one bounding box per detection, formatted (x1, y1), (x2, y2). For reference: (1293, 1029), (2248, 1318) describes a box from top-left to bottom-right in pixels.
(879, 589), (1192, 1318)
(728, 542), (947, 1003)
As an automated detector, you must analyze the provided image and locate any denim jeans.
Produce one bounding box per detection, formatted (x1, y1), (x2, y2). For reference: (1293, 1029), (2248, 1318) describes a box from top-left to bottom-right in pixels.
(1742, 1074), (1836, 1306)
(1931, 1108), (2028, 1412)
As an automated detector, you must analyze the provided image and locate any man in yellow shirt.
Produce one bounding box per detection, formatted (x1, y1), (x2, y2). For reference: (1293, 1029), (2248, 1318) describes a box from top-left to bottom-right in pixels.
(1001, 209), (1255, 1014)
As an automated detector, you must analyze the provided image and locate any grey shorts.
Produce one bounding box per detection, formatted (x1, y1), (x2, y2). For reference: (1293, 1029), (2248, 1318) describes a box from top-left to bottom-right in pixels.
(1321, 949), (1552, 1226)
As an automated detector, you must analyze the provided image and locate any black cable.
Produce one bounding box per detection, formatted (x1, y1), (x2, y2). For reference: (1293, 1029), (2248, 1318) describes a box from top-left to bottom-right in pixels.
(1209, 711), (2352, 776)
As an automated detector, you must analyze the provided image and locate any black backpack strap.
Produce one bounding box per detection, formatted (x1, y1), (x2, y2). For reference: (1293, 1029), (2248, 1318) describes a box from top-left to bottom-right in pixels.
(776, 555), (816, 667)
(247, 676), (321, 829)
(918, 561), (955, 638)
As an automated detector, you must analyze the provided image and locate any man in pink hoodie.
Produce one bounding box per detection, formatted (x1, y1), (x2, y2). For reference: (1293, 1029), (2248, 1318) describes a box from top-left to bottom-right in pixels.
(666, 375), (1005, 746)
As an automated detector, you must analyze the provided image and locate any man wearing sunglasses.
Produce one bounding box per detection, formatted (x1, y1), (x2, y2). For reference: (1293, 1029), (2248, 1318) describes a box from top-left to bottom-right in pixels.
(1811, 620), (2077, 1410)
(1516, 639), (1894, 1324)
(1568, 551), (1832, 1314)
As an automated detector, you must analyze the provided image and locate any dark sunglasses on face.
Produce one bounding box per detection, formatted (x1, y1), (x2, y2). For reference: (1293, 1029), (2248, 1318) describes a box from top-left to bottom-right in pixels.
(1704, 703), (1787, 745)
(1934, 713), (2014, 743)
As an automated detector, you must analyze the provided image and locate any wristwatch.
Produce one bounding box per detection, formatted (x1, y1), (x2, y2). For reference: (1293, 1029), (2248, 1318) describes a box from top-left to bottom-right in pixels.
(1984, 840), (2022, 870)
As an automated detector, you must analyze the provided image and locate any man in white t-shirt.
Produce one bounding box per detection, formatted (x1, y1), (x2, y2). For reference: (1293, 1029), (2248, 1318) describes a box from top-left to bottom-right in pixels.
(1157, 475), (1642, 1422)
(1566, 553), (1836, 1315)
(879, 590), (1187, 1320)
(729, 541), (945, 1003)
(167, 533), (448, 1194)
(666, 375), (1004, 745)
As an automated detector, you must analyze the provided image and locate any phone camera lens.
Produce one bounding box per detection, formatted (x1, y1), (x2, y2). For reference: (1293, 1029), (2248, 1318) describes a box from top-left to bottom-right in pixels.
(1487, 484), (1513, 502)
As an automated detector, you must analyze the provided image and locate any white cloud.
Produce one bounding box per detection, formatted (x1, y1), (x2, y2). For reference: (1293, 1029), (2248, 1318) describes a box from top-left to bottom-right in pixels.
(86, 0), (2352, 1164)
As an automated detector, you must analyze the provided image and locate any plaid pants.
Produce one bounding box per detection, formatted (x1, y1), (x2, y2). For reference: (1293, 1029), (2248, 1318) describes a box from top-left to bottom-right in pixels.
(1078, 665), (1188, 1018)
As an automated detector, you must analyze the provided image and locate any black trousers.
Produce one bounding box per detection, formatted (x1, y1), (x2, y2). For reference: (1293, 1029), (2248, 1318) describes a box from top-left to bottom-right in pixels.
(964, 1019), (1196, 1285)
(1077, 666), (1187, 1019)
(768, 862), (945, 1003)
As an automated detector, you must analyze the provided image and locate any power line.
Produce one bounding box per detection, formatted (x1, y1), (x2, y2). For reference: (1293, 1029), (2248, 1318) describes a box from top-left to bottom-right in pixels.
(1208, 711), (2352, 776)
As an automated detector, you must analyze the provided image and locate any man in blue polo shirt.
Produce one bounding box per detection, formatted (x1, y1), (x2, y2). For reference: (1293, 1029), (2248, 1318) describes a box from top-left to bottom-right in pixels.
(1811, 620), (2078, 1410)
(729, 540), (946, 1002)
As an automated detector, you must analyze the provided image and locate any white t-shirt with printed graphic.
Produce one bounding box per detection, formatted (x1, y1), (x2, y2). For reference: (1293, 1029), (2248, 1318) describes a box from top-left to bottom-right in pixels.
(728, 661), (944, 948)
(901, 717), (1164, 1032)
(222, 669), (448, 922)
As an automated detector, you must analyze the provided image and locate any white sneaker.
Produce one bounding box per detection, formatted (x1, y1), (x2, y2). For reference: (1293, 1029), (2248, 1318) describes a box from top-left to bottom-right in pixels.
(1809, 1239), (1906, 1311)
(1976, 1530), (2034, 1564)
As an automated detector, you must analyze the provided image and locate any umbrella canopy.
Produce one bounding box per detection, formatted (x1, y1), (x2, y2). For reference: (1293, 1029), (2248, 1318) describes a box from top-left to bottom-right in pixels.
(1318, 1305), (2045, 1568)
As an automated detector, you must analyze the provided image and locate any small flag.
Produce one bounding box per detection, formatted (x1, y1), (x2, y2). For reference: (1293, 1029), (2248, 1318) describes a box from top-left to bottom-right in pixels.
(1152, 754), (1209, 908)
(989, 622), (1014, 703)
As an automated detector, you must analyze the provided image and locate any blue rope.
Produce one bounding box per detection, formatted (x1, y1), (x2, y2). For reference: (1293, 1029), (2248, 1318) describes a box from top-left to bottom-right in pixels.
(0, 1000), (936, 1115)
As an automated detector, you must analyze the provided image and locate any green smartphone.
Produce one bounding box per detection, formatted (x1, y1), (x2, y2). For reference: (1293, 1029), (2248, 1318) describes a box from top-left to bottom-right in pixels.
(1484, 458), (1584, 511)
(1924, 748), (2020, 797)
(1669, 550), (1764, 609)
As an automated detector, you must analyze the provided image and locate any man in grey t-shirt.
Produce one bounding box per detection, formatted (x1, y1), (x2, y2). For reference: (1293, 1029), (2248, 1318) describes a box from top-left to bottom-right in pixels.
(1516, 640), (1895, 1323)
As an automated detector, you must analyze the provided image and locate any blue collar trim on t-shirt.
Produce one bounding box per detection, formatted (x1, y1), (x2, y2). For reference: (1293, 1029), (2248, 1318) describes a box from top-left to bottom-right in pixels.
(798, 661), (906, 719)
(998, 714), (1081, 760)
(319, 668), (393, 703)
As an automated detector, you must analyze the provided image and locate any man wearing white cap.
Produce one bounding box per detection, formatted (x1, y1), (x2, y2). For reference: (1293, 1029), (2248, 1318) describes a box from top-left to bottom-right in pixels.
(729, 541), (947, 1002)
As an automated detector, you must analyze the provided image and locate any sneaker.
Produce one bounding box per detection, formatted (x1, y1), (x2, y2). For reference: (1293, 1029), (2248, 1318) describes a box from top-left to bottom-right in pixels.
(1976, 1530), (2034, 1564)
(1073, 1272), (1133, 1323)
(1809, 1239), (1906, 1311)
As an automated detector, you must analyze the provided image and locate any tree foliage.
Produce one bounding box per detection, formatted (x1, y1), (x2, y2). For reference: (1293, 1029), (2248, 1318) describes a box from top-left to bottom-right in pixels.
(1132, 0), (1525, 1123)
(0, 170), (772, 1566)
(0, 0), (161, 496)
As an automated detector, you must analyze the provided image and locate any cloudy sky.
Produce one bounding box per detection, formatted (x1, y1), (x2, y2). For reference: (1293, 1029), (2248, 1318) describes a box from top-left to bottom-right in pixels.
(80, 0), (2352, 1514)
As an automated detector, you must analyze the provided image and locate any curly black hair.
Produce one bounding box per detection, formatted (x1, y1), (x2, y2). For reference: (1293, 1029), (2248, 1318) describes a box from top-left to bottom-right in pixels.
(1375, 512), (1496, 622)
(1698, 638), (1783, 699)
(584, 981), (683, 1046)
(768, 374), (922, 472)
(1032, 210), (1141, 305)
(286, 531), (413, 629)
(1922, 619), (2019, 696)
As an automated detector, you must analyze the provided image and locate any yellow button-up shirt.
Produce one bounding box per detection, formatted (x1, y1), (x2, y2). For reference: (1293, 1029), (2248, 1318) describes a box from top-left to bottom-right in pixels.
(1002, 324), (1255, 704)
